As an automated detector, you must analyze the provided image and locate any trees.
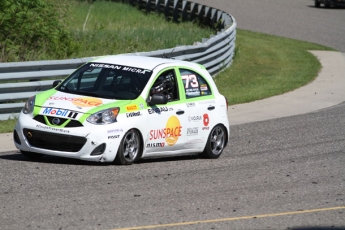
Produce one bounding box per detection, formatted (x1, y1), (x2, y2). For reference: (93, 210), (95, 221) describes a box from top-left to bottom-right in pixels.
(0, 0), (78, 62)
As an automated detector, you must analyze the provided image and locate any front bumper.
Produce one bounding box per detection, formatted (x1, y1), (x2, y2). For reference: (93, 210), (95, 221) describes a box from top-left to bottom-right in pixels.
(14, 113), (123, 162)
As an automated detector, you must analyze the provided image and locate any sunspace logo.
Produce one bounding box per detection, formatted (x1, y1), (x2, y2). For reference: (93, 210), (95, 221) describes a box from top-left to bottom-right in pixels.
(42, 108), (78, 119)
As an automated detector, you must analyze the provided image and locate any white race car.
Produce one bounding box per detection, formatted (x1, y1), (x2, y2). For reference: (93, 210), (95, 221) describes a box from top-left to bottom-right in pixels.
(13, 55), (230, 165)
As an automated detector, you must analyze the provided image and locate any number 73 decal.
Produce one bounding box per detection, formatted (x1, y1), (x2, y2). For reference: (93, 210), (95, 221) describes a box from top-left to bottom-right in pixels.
(182, 74), (199, 88)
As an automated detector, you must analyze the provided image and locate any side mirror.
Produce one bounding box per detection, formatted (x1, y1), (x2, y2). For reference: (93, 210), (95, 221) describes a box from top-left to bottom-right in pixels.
(147, 94), (168, 106)
(52, 80), (62, 88)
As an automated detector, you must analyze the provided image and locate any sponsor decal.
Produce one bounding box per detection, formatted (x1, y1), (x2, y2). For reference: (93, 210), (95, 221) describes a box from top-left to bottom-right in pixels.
(146, 142), (165, 148)
(186, 102), (195, 108)
(203, 114), (209, 126)
(72, 97), (102, 107)
(73, 97), (102, 107)
(35, 125), (70, 133)
(48, 96), (103, 107)
(187, 127), (198, 136)
(49, 96), (77, 102)
(200, 84), (208, 91)
(182, 74), (199, 89)
(186, 88), (200, 97)
(188, 115), (202, 122)
(108, 135), (120, 139)
(149, 115), (182, 146)
(42, 107), (78, 119)
(148, 106), (171, 114)
(199, 100), (215, 105)
(126, 111), (141, 118)
(126, 105), (138, 111)
(186, 138), (204, 144)
(139, 103), (145, 109)
(202, 114), (210, 130)
(107, 128), (123, 133)
(89, 63), (151, 74)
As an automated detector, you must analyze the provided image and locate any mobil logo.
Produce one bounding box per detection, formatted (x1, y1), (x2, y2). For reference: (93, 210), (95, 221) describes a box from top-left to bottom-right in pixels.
(42, 107), (78, 118)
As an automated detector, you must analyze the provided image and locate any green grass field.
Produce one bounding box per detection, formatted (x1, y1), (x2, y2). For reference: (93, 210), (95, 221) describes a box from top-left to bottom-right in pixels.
(215, 30), (333, 104)
(0, 0), (335, 133)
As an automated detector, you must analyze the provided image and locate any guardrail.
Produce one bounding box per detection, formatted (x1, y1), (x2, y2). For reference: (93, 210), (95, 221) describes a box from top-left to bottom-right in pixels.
(0, 0), (236, 120)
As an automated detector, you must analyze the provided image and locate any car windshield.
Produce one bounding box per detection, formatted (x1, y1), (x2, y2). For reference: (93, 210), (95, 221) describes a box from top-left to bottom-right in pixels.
(56, 62), (152, 100)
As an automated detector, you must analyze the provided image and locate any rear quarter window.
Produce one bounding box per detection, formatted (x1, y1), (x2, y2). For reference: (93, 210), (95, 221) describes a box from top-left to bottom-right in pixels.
(179, 69), (212, 99)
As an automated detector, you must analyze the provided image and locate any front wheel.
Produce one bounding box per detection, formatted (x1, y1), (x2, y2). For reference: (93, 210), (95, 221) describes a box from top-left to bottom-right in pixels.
(114, 129), (142, 165)
(201, 125), (227, 159)
(314, 0), (321, 7)
(21, 150), (44, 160)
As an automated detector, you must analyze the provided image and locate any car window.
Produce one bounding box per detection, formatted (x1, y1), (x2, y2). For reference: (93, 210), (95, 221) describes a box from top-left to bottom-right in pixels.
(57, 63), (152, 100)
(179, 69), (212, 99)
(150, 69), (179, 102)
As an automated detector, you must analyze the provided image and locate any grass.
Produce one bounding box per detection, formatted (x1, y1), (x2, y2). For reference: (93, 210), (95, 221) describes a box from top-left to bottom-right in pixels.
(0, 1), (336, 133)
(68, 1), (215, 57)
(215, 30), (334, 105)
(0, 118), (17, 133)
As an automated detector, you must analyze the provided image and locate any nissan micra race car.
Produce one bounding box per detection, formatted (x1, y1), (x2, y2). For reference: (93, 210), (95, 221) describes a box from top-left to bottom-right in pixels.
(13, 55), (230, 165)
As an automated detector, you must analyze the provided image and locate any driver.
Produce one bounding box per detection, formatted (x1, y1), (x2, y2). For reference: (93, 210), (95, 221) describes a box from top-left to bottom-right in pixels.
(150, 72), (175, 101)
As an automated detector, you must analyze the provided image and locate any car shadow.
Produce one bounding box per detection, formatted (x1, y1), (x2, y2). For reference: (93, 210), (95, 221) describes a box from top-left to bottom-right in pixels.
(137, 154), (200, 164)
(290, 227), (345, 230)
(0, 151), (107, 166)
(0, 151), (202, 166)
(307, 4), (345, 9)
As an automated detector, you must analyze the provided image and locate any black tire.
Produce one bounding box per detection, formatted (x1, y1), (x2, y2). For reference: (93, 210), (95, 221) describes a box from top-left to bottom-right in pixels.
(314, 0), (321, 7)
(315, 0), (321, 7)
(325, 3), (331, 8)
(21, 150), (44, 160)
(201, 125), (227, 159)
(115, 129), (142, 165)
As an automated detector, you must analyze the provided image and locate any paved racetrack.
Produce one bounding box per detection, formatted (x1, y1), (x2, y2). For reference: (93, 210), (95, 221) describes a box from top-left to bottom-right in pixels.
(0, 1), (344, 229)
(193, 0), (345, 52)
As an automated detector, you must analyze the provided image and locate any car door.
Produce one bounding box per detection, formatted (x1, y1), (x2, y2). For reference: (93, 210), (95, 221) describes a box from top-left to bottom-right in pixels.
(144, 68), (187, 156)
(178, 68), (216, 151)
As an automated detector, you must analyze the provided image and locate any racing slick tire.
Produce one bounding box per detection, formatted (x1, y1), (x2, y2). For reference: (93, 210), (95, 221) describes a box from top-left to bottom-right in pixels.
(201, 125), (226, 159)
(115, 129), (142, 165)
(21, 150), (44, 160)
(314, 0), (321, 7)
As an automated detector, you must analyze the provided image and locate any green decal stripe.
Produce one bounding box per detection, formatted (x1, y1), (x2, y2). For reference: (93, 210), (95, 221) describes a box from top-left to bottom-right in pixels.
(43, 116), (51, 125)
(33, 89), (58, 116)
(184, 94), (215, 102)
(43, 115), (70, 128)
(78, 99), (137, 123)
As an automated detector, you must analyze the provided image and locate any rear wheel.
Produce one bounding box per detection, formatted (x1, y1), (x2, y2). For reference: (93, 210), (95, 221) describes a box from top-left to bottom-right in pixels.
(21, 150), (44, 160)
(115, 129), (142, 165)
(201, 125), (226, 159)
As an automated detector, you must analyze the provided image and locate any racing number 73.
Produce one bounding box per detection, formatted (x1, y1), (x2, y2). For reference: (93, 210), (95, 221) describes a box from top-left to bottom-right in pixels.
(182, 74), (199, 88)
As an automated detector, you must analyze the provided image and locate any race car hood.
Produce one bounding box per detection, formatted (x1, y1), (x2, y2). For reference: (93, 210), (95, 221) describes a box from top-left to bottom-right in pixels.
(34, 90), (131, 118)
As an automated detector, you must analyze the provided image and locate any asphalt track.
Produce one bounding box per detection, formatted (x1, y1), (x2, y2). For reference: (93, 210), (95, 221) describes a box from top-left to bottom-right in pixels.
(0, 1), (345, 229)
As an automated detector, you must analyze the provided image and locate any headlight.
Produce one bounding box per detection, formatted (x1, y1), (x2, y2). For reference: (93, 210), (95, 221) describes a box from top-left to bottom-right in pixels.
(87, 107), (120, 124)
(23, 96), (36, 114)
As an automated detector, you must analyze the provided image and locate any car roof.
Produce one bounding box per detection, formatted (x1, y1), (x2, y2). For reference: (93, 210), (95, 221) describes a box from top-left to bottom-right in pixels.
(90, 55), (203, 71)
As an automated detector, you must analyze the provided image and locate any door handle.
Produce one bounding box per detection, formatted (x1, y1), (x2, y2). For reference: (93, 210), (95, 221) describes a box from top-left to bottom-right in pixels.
(207, 106), (215, 110)
(176, 110), (185, 115)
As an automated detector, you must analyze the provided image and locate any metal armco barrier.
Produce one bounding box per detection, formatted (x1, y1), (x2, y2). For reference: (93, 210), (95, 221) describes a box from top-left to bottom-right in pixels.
(0, 0), (236, 120)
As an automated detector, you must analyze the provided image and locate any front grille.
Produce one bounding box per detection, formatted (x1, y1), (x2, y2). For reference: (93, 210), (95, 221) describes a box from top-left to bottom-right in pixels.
(23, 129), (87, 152)
(33, 115), (83, 128)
